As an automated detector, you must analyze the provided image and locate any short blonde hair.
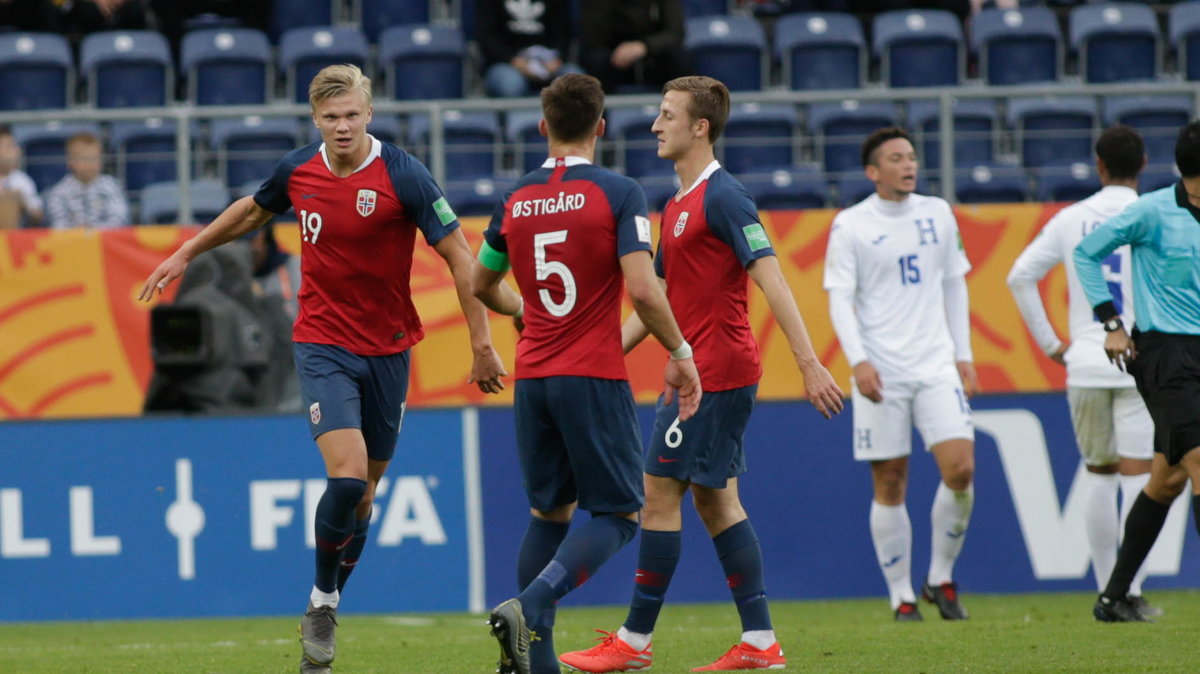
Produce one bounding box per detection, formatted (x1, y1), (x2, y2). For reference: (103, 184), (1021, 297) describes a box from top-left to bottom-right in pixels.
(308, 64), (373, 109)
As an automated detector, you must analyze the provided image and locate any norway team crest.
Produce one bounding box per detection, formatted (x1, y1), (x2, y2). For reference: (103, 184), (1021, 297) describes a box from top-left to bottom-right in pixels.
(309, 402), (321, 425)
(356, 189), (377, 217)
(673, 211), (689, 237)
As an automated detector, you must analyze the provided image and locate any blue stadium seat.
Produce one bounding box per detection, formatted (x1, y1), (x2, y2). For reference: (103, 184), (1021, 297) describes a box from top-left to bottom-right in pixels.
(723, 103), (799, 175)
(408, 111), (501, 179)
(1139, 167), (1179, 194)
(685, 16), (767, 92)
(955, 162), (1028, 204)
(1008, 97), (1098, 169)
(79, 31), (173, 108)
(774, 13), (865, 91)
(639, 175), (682, 213)
(1170, 3), (1200, 81)
(212, 116), (301, 187)
(506, 109), (546, 174)
(0, 33), (73, 110)
(1103, 95), (1191, 168)
(140, 179), (230, 225)
(111, 118), (205, 193)
(608, 105), (668, 178)
(906, 99), (998, 169)
(305, 113), (403, 146)
(683, 0), (730, 17)
(279, 27), (369, 103)
(181, 28), (272, 106)
(1034, 162), (1102, 203)
(358, 0), (431, 43)
(443, 177), (516, 218)
(836, 174), (876, 207)
(739, 167), (827, 210)
(269, 0), (335, 42)
(378, 24), (465, 101)
(807, 101), (899, 174)
(12, 122), (103, 191)
(873, 10), (963, 88)
(1069, 3), (1159, 83)
(970, 7), (1061, 85)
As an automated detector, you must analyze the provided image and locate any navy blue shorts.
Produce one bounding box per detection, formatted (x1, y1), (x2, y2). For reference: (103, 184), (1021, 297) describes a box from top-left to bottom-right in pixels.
(646, 384), (757, 488)
(294, 342), (411, 462)
(515, 376), (644, 514)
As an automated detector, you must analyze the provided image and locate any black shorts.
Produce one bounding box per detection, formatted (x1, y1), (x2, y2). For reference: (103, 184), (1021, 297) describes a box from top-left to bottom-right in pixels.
(1129, 330), (1200, 465)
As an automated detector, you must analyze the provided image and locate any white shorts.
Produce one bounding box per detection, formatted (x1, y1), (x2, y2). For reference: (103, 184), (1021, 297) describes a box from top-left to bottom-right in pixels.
(851, 373), (974, 462)
(1066, 386), (1154, 464)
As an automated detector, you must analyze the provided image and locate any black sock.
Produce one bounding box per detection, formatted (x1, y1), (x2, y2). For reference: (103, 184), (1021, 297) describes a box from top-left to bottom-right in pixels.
(1102, 492), (1170, 600)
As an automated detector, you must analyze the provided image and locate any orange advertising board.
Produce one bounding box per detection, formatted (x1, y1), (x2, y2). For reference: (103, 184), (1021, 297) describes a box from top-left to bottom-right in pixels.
(0, 204), (1072, 420)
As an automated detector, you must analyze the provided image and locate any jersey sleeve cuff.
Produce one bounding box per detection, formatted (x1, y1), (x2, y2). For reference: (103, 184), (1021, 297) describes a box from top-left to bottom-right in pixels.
(478, 239), (510, 273)
(1092, 300), (1119, 323)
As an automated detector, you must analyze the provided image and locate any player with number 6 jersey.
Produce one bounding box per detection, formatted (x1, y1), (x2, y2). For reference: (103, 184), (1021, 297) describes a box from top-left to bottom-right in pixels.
(140, 65), (506, 673)
(823, 126), (978, 623)
(472, 73), (700, 674)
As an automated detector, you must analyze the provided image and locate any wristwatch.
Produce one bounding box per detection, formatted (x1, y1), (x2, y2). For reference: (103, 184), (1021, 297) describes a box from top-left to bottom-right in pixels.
(1102, 317), (1124, 333)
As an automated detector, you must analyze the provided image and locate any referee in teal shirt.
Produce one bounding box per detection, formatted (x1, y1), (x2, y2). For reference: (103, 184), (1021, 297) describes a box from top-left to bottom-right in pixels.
(1074, 121), (1200, 623)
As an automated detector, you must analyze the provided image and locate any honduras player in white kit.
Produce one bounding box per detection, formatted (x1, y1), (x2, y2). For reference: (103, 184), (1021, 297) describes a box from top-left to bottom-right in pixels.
(824, 127), (977, 621)
(1007, 126), (1161, 617)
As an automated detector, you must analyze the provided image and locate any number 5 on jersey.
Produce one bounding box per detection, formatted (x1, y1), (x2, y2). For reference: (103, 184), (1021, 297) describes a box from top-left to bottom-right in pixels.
(534, 230), (577, 316)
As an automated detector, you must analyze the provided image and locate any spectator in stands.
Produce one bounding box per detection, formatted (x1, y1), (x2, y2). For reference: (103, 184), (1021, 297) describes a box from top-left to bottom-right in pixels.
(0, 127), (44, 229)
(477, 0), (582, 98)
(0, 0), (60, 31)
(148, 0), (272, 61)
(581, 0), (688, 94)
(45, 132), (130, 229)
(57, 0), (149, 39)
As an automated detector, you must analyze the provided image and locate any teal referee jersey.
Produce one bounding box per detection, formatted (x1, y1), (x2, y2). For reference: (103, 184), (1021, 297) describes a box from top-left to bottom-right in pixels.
(1074, 182), (1200, 334)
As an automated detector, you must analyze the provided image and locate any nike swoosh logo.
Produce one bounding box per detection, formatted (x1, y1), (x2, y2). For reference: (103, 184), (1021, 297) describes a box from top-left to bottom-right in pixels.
(657, 456), (680, 463)
(301, 193), (318, 199)
(882, 555), (902, 568)
(871, 235), (887, 244)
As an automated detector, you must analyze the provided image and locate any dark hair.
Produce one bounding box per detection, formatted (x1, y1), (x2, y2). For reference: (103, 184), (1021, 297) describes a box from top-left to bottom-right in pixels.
(541, 73), (605, 144)
(0, 125), (11, 140)
(861, 127), (913, 167)
(1095, 125), (1145, 180)
(662, 76), (730, 143)
(1176, 121), (1200, 178)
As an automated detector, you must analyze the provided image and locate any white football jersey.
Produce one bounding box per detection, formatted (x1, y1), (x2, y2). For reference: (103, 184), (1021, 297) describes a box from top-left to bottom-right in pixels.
(824, 193), (971, 382)
(1008, 185), (1138, 388)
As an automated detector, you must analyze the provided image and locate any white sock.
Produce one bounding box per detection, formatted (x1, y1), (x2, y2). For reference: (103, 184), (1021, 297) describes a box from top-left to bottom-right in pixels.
(870, 500), (915, 608)
(928, 483), (974, 585)
(741, 629), (776, 650)
(1082, 471), (1120, 591)
(1120, 472), (1152, 596)
(617, 626), (651, 652)
(310, 587), (339, 609)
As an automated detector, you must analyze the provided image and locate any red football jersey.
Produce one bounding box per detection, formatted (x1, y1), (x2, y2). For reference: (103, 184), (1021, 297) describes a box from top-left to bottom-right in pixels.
(656, 162), (775, 392)
(484, 157), (652, 380)
(254, 137), (459, 356)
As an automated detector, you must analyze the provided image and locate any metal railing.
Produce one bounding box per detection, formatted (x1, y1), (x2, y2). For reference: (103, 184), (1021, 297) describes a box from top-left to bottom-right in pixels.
(1, 79), (1196, 221)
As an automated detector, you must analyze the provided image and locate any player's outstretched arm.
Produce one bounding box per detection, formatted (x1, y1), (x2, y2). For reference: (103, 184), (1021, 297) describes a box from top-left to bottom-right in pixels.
(138, 195), (274, 302)
(436, 228), (507, 394)
(620, 250), (701, 420)
(748, 255), (843, 418)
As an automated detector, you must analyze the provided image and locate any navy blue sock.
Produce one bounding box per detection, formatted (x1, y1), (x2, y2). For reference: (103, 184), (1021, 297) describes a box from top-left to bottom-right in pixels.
(518, 514), (637, 624)
(623, 529), (682, 635)
(313, 478), (366, 594)
(714, 519), (773, 632)
(517, 517), (570, 674)
(336, 513), (371, 593)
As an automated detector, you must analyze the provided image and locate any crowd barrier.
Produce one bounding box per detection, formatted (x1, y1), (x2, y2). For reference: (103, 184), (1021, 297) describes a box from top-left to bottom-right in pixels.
(1, 203), (1081, 420)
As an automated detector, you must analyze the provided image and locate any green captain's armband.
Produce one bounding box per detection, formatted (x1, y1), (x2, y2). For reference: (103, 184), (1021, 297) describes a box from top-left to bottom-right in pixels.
(478, 240), (511, 272)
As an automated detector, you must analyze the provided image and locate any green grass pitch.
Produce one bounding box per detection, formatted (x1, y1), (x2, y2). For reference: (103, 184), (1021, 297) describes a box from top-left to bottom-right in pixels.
(1, 590), (1196, 672)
